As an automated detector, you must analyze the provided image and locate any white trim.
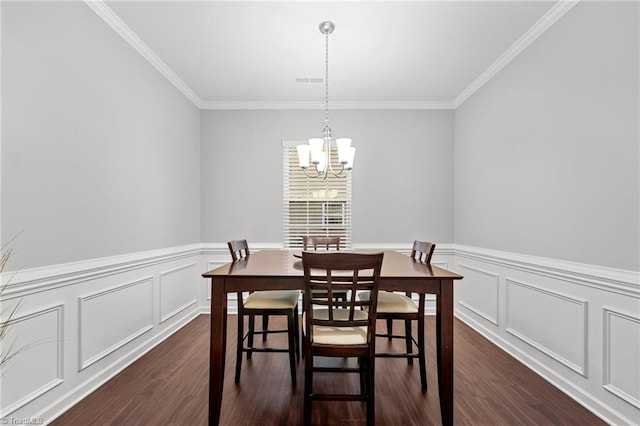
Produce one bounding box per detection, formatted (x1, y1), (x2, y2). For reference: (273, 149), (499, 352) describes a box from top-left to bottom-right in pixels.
(158, 263), (199, 324)
(457, 263), (500, 326)
(602, 307), (640, 409)
(455, 245), (639, 298)
(201, 242), (284, 253)
(42, 310), (200, 424)
(3, 243), (636, 302)
(83, 0), (202, 108)
(455, 309), (635, 426)
(505, 278), (588, 377)
(4, 242), (639, 423)
(200, 100), (455, 110)
(0, 304), (65, 417)
(160, 299), (198, 325)
(78, 277), (154, 370)
(453, 0), (580, 107)
(0, 244), (201, 298)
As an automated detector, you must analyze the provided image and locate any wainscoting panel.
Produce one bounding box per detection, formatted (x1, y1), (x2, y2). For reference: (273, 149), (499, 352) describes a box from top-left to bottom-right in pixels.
(0, 304), (64, 417)
(78, 276), (154, 370)
(205, 260), (230, 303)
(159, 263), (198, 323)
(505, 278), (587, 376)
(0, 244), (203, 423)
(457, 263), (500, 325)
(454, 244), (640, 426)
(603, 307), (640, 409)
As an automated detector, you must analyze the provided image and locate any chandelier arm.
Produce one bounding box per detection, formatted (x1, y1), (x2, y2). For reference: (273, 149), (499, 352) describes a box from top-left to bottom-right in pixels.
(328, 164), (347, 178)
(302, 167), (321, 179)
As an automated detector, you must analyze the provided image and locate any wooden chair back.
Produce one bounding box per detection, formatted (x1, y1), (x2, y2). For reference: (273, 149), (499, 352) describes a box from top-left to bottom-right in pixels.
(302, 252), (383, 346)
(228, 239), (250, 261)
(302, 236), (340, 251)
(411, 240), (435, 263)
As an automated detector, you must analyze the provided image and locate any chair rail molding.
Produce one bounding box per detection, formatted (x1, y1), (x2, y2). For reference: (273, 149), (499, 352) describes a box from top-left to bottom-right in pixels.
(0, 244), (202, 299)
(454, 244), (639, 298)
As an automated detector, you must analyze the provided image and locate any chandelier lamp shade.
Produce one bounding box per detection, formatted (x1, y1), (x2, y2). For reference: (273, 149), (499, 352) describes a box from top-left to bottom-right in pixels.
(297, 21), (355, 178)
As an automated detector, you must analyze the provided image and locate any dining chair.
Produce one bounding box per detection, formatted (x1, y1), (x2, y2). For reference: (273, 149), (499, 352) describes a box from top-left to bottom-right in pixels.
(302, 251), (384, 426)
(302, 236), (341, 251)
(302, 236), (347, 302)
(358, 240), (435, 391)
(228, 240), (300, 385)
(300, 236), (347, 357)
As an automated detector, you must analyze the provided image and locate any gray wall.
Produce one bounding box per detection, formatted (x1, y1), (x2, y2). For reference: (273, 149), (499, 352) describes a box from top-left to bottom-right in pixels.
(201, 109), (454, 245)
(454, 1), (639, 270)
(1, 2), (201, 269)
(4, 1), (636, 272)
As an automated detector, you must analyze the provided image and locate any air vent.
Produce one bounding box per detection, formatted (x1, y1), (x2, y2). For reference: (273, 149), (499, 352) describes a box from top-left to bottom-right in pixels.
(296, 78), (323, 84)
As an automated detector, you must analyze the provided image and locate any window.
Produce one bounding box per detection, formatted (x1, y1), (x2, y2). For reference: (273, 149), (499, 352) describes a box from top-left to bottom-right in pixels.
(282, 142), (352, 249)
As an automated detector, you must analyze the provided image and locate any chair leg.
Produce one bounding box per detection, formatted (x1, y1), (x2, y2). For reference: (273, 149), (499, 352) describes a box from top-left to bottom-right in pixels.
(386, 318), (393, 341)
(235, 312), (244, 384)
(366, 355), (375, 426)
(359, 356), (366, 395)
(294, 305), (300, 361)
(301, 296), (306, 359)
(405, 319), (413, 365)
(262, 314), (269, 342)
(418, 314), (427, 390)
(303, 346), (313, 426)
(287, 311), (297, 386)
(247, 314), (255, 360)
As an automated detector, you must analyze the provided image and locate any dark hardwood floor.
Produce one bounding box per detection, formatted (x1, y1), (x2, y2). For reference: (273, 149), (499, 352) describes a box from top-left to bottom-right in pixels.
(51, 314), (605, 425)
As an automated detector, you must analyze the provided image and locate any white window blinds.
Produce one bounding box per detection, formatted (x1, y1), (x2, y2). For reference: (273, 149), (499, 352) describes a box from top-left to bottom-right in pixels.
(282, 144), (352, 249)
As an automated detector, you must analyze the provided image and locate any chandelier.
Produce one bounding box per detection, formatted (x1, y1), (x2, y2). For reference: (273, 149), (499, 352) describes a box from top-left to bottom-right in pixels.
(296, 21), (355, 179)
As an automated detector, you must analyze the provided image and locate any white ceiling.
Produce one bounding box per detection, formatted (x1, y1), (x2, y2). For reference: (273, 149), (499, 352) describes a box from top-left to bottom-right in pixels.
(97, 1), (569, 109)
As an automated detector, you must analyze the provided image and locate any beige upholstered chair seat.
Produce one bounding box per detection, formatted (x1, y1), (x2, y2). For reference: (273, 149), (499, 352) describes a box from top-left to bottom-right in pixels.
(304, 309), (369, 345)
(244, 290), (300, 310)
(359, 290), (418, 313)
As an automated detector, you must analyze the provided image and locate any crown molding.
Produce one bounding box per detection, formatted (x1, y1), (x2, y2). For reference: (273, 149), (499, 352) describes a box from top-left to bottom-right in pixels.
(199, 100), (455, 110)
(85, 0), (576, 111)
(84, 0), (203, 108)
(453, 0), (580, 108)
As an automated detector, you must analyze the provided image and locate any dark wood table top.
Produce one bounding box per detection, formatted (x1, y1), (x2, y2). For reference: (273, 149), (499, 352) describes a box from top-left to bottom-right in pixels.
(203, 249), (463, 281)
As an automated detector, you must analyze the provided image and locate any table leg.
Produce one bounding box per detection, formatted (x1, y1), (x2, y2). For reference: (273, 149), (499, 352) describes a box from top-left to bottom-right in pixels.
(209, 278), (227, 425)
(436, 279), (454, 426)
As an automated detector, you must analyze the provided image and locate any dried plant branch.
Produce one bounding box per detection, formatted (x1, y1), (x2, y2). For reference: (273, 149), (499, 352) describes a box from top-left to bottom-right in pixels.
(1, 244), (25, 372)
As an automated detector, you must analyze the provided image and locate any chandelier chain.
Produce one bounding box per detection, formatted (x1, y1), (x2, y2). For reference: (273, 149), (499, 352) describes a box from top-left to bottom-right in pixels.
(324, 28), (330, 133)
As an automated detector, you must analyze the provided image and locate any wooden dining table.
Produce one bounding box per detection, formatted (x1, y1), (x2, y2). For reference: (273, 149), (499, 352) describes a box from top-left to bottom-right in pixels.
(202, 249), (463, 425)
